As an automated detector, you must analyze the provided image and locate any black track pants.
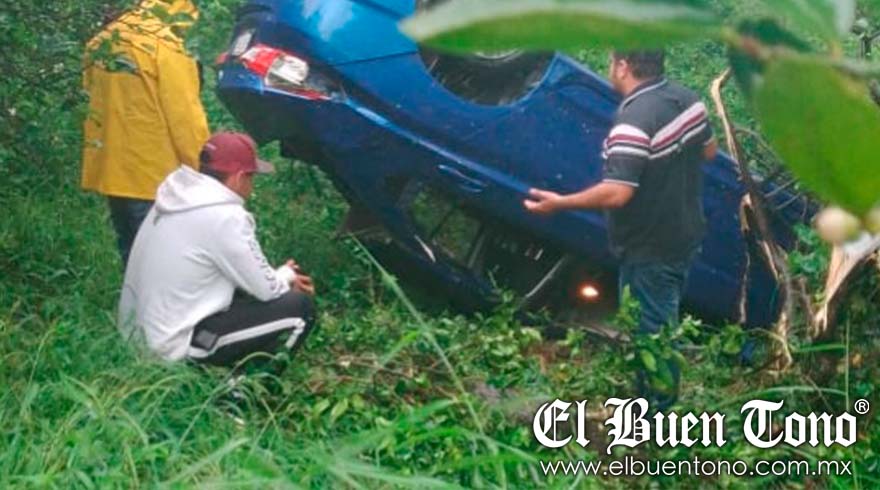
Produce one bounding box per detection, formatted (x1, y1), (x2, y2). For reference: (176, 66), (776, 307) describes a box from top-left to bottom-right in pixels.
(187, 290), (316, 367)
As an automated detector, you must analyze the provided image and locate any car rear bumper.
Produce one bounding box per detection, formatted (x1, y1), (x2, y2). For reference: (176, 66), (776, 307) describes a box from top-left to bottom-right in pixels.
(218, 65), (389, 156)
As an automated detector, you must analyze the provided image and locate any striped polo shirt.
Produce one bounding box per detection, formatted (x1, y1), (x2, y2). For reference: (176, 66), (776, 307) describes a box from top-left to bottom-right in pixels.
(601, 78), (714, 262)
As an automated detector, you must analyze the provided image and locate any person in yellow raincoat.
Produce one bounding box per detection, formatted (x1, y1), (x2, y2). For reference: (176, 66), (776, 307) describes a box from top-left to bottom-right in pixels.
(82, 0), (209, 265)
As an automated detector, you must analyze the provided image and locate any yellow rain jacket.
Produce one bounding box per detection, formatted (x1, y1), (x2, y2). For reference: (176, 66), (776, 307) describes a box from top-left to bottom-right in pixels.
(82, 0), (209, 200)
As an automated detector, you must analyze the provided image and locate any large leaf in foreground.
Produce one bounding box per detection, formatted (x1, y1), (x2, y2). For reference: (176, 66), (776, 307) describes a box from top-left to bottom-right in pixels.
(754, 57), (880, 216)
(756, 0), (855, 41)
(400, 0), (719, 52)
(728, 19), (810, 97)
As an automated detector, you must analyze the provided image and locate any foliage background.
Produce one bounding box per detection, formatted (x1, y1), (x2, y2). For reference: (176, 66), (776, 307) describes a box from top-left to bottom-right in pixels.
(1, 0), (879, 488)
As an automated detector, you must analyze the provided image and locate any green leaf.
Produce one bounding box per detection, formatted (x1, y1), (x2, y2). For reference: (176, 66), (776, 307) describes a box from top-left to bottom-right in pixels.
(312, 398), (331, 417)
(754, 56), (880, 216)
(728, 19), (810, 97)
(401, 0), (720, 53)
(653, 362), (676, 392)
(756, 0), (854, 40)
(670, 351), (688, 369)
(330, 398), (350, 423)
(722, 335), (742, 355)
(639, 349), (658, 372)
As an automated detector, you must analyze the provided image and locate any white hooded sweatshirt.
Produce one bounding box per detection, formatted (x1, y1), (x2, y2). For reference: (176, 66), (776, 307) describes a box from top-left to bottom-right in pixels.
(118, 166), (294, 361)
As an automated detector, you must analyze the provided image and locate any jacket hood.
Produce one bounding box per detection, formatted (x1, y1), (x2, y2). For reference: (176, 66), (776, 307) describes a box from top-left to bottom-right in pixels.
(155, 166), (243, 215)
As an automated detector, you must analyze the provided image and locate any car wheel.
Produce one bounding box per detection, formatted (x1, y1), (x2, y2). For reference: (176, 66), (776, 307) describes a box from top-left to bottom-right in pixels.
(416, 0), (553, 106)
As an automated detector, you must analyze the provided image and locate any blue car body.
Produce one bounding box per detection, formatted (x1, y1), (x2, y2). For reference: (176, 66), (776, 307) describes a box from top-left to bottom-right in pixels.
(217, 0), (809, 327)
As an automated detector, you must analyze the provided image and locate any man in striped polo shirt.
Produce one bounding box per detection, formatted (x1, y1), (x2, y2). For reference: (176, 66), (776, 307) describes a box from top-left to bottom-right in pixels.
(524, 50), (718, 408)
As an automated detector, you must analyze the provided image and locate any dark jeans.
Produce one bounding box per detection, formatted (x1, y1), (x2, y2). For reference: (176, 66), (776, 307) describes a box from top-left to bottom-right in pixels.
(108, 197), (153, 267)
(188, 290), (317, 368)
(619, 253), (695, 410)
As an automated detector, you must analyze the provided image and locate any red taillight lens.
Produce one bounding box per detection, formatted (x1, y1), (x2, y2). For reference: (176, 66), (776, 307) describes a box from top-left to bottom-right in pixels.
(239, 44), (284, 77)
(239, 44), (333, 101)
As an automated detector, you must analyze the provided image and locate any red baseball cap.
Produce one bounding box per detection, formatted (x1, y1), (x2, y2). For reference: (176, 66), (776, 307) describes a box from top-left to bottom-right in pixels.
(200, 132), (275, 174)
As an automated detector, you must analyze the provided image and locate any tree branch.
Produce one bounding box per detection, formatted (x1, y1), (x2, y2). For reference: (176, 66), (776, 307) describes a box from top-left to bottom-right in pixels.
(710, 69), (794, 372)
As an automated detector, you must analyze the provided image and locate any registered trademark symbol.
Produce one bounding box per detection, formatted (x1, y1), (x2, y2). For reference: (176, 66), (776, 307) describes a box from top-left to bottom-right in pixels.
(854, 399), (870, 415)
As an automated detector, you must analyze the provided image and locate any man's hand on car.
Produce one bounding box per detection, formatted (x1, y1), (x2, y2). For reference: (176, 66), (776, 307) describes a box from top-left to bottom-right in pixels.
(524, 188), (563, 215)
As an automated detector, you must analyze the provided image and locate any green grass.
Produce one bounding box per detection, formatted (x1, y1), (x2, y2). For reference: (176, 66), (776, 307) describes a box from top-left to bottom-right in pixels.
(2, 125), (878, 489)
(2, 0), (880, 488)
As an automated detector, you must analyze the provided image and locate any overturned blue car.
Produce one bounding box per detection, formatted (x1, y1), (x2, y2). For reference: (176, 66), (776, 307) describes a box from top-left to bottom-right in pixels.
(216, 0), (810, 329)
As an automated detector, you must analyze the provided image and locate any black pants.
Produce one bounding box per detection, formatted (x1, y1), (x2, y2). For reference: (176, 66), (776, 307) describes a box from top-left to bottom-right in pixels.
(187, 290), (317, 367)
(108, 196), (153, 266)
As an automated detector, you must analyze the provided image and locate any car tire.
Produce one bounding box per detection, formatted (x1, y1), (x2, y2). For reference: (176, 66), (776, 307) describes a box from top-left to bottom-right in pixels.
(416, 0), (553, 106)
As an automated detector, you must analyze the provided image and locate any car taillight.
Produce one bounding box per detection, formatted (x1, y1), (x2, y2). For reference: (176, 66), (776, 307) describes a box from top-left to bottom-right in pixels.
(239, 44), (335, 101)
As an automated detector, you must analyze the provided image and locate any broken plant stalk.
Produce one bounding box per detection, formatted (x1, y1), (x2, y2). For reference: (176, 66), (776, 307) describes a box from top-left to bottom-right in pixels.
(710, 68), (794, 372)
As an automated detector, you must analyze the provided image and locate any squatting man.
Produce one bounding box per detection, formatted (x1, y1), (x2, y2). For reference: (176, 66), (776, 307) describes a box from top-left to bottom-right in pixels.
(119, 132), (317, 367)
